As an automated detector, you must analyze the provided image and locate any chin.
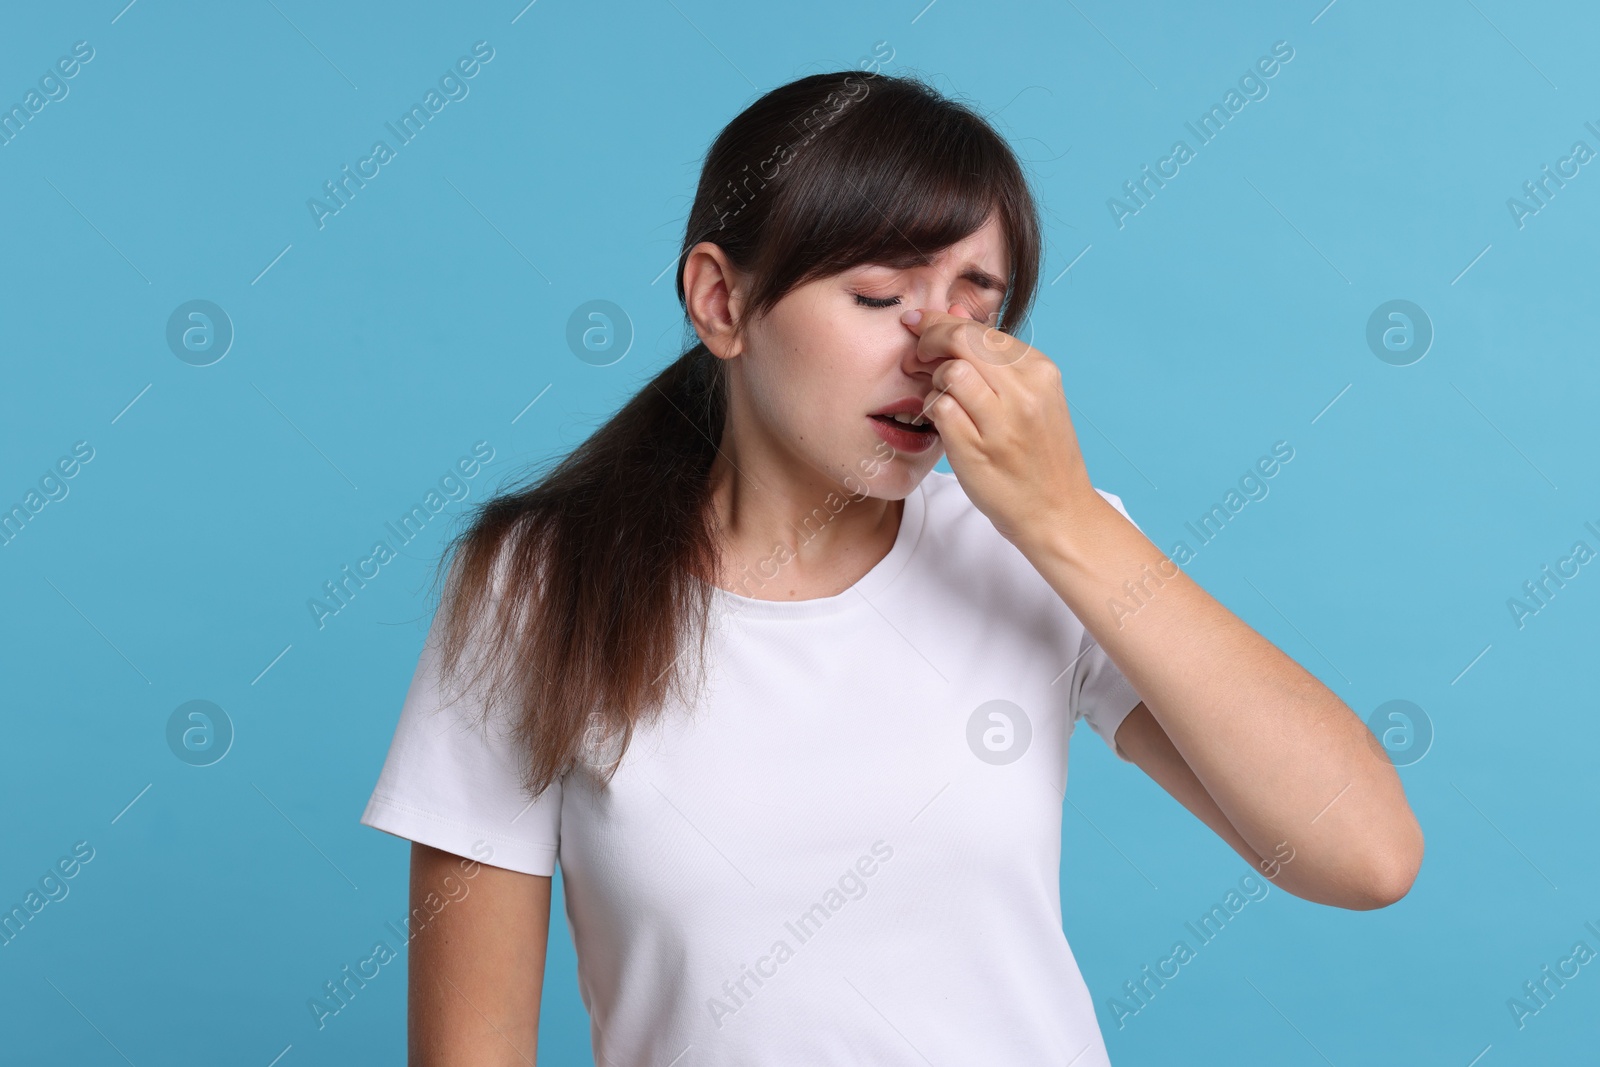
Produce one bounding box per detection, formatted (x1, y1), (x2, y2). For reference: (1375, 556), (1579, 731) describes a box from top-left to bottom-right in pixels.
(841, 453), (932, 501)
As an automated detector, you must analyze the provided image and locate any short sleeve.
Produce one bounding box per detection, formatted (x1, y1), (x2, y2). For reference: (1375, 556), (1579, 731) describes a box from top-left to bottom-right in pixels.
(359, 568), (562, 876)
(1067, 488), (1147, 765)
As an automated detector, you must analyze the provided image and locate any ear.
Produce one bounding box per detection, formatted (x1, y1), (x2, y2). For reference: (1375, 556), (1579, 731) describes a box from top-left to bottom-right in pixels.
(682, 241), (748, 360)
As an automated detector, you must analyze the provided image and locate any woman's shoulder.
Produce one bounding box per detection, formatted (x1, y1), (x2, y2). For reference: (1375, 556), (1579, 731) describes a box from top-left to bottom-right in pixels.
(915, 468), (967, 516)
(917, 468), (1133, 526)
(912, 470), (1139, 602)
(913, 469), (1012, 563)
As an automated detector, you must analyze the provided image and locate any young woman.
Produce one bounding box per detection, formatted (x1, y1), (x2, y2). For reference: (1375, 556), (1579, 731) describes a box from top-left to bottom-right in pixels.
(361, 69), (1423, 1065)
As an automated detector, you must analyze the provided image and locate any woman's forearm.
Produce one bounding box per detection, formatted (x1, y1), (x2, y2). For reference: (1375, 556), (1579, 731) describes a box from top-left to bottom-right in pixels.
(1016, 491), (1424, 908)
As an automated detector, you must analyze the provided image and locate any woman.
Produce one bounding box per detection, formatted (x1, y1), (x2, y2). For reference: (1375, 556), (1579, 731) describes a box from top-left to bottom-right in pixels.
(360, 68), (1423, 1064)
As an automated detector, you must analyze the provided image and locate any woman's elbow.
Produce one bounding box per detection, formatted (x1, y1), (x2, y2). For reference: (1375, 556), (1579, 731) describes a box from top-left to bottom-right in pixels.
(1354, 819), (1425, 910)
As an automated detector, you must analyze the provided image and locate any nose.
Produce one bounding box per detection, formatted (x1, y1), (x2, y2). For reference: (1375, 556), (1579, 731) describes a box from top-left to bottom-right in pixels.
(896, 302), (966, 390)
(902, 303), (978, 378)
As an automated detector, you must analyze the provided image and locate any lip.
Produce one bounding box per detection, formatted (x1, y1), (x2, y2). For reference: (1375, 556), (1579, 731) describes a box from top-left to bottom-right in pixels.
(869, 396), (931, 418)
(868, 396), (939, 453)
(869, 413), (939, 453)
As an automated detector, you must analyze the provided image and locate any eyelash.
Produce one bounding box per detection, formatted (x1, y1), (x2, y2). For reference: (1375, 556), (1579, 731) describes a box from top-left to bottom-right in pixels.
(853, 291), (998, 323)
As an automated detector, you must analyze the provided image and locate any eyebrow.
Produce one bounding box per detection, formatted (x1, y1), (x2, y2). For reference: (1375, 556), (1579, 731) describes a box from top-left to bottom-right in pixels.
(864, 253), (1009, 299)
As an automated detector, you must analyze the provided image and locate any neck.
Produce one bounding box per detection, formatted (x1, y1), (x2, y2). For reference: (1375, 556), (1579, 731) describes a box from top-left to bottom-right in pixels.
(705, 448), (902, 602)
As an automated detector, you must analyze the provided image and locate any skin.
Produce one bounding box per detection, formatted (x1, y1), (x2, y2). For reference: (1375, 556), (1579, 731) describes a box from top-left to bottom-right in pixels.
(408, 211), (1425, 1059)
(686, 222), (1014, 599)
(407, 843), (548, 1064)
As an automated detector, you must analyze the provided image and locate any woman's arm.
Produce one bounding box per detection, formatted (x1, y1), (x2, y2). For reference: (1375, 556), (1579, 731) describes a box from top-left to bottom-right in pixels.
(1032, 493), (1424, 911)
(1114, 701), (1396, 910)
(408, 842), (551, 1065)
(893, 306), (1423, 910)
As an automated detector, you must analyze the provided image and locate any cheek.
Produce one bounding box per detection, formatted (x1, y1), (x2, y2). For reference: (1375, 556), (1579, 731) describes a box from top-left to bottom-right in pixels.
(777, 334), (873, 416)
(819, 323), (901, 396)
(745, 309), (898, 450)
(746, 347), (812, 420)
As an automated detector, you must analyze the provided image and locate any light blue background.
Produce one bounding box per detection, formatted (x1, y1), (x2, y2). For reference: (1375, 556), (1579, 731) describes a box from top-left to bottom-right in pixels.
(3, 1), (1596, 1063)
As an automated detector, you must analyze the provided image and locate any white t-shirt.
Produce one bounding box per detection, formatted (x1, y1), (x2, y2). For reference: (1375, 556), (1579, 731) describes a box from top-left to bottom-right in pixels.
(360, 469), (1145, 1065)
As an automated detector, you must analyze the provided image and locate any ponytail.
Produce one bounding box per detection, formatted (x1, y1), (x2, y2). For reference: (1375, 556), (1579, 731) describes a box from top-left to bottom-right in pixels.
(428, 342), (727, 795)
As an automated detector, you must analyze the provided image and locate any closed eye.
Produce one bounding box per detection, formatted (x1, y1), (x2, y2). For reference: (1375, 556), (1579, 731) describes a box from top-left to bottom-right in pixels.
(853, 290), (998, 320)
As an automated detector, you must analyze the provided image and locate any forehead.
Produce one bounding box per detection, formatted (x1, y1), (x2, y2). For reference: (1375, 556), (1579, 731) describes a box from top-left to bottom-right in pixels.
(851, 215), (1010, 288)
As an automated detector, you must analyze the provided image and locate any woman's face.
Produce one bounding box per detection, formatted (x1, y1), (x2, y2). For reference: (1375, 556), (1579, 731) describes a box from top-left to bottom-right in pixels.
(718, 213), (1012, 503)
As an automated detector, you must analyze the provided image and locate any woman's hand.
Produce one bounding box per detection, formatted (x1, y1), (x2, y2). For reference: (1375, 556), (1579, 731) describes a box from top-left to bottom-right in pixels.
(900, 304), (1100, 549)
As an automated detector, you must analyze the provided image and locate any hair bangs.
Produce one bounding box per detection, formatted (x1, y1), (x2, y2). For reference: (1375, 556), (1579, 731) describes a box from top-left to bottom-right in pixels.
(731, 72), (1040, 334)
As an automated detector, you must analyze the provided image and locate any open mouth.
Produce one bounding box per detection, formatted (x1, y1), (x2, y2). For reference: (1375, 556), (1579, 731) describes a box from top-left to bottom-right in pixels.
(869, 413), (936, 434)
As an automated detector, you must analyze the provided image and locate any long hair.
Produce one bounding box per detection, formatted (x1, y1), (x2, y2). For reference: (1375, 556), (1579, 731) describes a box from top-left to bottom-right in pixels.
(426, 68), (1043, 797)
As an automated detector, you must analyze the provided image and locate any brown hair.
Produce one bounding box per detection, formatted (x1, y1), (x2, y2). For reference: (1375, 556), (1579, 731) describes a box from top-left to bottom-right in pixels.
(426, 68), (1043, 796)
